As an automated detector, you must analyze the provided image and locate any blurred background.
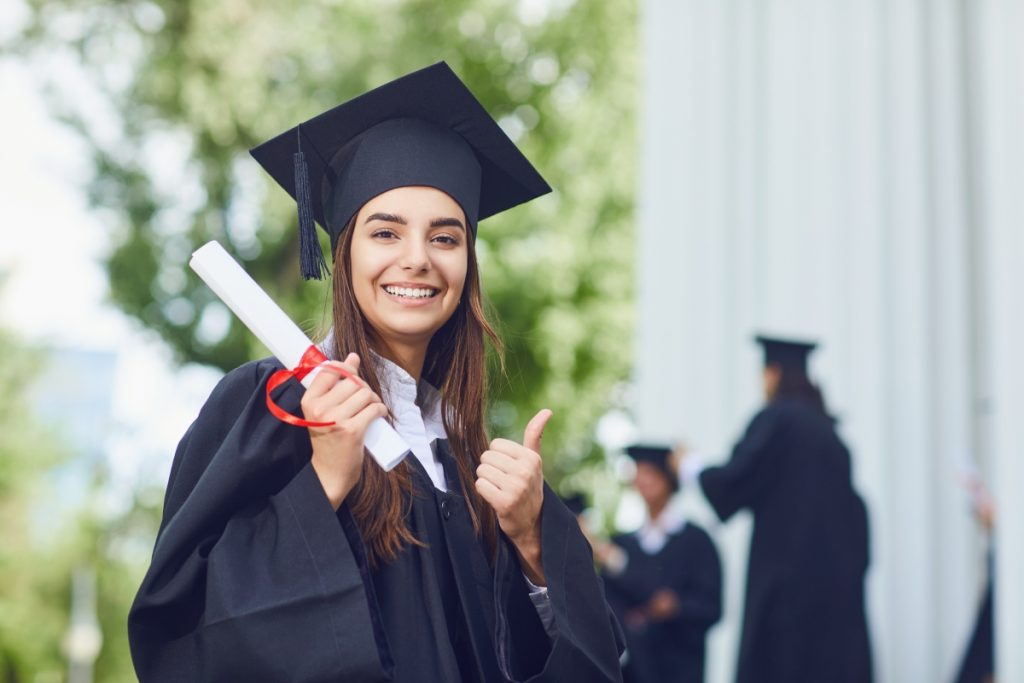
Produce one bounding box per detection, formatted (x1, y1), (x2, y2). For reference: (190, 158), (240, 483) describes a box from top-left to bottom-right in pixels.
(0, 0), (1020, 681)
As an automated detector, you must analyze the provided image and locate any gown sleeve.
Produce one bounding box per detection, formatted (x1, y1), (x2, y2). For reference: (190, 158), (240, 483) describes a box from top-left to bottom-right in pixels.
(127, 360), (391, 682)
(699, 405), (784, 522)
(494, 486), (627, 683)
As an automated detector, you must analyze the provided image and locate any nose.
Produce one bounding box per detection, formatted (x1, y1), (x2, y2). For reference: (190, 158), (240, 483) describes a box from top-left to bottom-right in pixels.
(398, 237), (430, 272)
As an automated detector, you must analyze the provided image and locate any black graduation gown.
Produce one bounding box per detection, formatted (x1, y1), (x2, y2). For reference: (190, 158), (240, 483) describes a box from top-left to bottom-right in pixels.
(699, 398), (872, 683)
(602, 524), (722, 683)
(953, 550), (994, 683)
(128, 358), (624, 682)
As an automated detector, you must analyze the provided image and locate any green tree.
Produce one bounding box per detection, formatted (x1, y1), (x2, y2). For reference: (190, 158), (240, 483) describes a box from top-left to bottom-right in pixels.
(16, 0), (638, 480)
(0, 330), (69, 681)
(0, 324), (156, 681)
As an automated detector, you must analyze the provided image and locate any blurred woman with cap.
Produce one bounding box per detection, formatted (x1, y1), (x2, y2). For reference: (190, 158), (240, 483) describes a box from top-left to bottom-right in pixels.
(676, 335), (873, 683)
(128, 62), (624, 683)
(597, 444), (721, 683)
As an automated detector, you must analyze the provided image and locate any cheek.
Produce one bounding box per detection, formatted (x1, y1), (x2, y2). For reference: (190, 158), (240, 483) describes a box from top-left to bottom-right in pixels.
(350, 244), (385, 291)
(448, 255), (469, 297)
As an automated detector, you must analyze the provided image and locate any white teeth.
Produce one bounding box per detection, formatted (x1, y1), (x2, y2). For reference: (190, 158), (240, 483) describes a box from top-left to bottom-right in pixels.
(385, 286), (437, 299)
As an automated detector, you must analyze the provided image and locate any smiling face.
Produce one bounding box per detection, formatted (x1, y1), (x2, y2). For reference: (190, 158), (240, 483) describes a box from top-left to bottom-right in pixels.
(349, 185), (469, 356)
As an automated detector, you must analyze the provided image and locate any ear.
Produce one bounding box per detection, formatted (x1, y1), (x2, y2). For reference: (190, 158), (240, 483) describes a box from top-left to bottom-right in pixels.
(763, 363), (783, 399)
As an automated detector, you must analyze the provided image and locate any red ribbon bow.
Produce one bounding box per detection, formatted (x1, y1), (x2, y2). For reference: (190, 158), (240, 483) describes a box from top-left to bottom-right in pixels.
(266, 345), (363, 428)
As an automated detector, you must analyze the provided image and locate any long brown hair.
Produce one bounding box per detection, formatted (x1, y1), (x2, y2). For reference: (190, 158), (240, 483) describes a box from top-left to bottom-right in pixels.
(774, 368), (829, 417)
(329, 216), (501, 567)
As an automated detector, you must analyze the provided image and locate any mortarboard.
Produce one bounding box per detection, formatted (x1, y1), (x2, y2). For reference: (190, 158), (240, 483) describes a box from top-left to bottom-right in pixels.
(755, 335), (818, 374)
(625, 444), (679, 491)
(250, 61), (552, 279)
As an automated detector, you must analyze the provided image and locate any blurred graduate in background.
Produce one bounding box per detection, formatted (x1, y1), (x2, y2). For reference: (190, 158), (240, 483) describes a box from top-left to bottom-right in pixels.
(591, 445), (722, 683)
(953, 471), (996, 683)
(676, 336), (873, 683)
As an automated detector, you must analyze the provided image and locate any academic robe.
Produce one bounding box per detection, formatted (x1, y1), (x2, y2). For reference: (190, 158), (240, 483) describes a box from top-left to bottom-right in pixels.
(700, 398), (872, 683)
(602, 524), (722, 683)
(953, 551), (994, 683)
(128, 358), (625, 682)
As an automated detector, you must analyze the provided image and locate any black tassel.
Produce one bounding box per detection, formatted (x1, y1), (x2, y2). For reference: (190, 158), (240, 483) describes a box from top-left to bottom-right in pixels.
(294, 130), (329, 280)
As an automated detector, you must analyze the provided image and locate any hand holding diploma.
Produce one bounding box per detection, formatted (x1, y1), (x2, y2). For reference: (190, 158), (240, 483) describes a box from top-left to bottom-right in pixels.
(476, 409), (553, 586)
(303, 353), (389, 510)
(189, 240), (408, 472)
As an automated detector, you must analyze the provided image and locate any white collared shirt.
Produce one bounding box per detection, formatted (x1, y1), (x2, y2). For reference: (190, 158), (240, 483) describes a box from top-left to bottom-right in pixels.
(636, 503), (688, 555)
(374, 355), (449, 492)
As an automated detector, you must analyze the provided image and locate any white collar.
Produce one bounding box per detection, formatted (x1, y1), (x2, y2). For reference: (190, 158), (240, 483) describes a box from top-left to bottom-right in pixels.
(317, 333), (449, 489)
(637, 502), (687, 554)
(374, 354), (447, 441)
(373, 353), (448, 491)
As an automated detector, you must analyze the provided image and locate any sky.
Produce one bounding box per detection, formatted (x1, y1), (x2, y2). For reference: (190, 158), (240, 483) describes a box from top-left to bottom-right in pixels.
(0, 7), (221, 508)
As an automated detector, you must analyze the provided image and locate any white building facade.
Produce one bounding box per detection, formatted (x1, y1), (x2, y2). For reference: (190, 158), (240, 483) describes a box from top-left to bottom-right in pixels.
(634, 1), (1022, 681)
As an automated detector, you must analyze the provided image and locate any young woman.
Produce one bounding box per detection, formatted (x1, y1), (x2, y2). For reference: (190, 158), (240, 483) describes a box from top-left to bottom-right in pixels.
(676, 336), (872, 683)
(128, 63), (624, 682)
(598, 445), (721, 683)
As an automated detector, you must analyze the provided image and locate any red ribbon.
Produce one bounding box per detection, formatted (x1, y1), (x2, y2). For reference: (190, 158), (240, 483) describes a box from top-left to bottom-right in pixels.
(266, 345), (364, 428)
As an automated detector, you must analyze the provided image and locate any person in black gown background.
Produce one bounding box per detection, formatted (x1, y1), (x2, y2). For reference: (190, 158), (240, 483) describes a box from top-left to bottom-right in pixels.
(127, 63), (624, 682)
(676, 336), (873, 683)
(953, 486), (996, 683)
(596, 445), (722, 683)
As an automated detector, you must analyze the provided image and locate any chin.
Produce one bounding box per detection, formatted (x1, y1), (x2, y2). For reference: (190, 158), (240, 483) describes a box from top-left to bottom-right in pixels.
(376, 321), (444, 345)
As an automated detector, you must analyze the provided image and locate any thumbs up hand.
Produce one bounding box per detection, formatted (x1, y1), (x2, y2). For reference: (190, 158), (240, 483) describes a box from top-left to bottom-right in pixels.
(476, 409), (552, 585)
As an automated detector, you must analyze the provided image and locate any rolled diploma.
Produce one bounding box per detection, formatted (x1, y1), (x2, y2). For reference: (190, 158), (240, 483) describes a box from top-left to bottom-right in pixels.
(189, 240), (409, 471)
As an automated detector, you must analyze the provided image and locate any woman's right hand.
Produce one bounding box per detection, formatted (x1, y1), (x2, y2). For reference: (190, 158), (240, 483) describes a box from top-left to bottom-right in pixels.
(301, 353), (388, 510)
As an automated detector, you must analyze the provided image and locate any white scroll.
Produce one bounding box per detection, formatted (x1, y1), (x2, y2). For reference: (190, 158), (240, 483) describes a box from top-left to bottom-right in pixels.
(190, 240), (408, 471)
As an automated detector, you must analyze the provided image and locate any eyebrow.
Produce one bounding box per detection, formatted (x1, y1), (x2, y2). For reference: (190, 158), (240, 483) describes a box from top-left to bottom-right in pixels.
(429, 217), (466, 231)
(364, 212), (407, 225)
(363, 212), (465, 231)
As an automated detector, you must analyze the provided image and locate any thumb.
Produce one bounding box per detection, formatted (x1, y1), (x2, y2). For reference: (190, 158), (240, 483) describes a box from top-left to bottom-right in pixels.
(344, 352), (360, 370)
(523, 409), (553, 455)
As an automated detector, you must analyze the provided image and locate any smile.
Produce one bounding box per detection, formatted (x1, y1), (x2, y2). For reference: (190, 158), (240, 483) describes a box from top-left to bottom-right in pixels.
(382, 285), (441, 299)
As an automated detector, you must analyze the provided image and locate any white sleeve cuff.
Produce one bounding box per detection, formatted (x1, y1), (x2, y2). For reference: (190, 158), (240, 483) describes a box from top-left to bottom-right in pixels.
(680, 453), (706, 487)
(523, 574), (557, 637)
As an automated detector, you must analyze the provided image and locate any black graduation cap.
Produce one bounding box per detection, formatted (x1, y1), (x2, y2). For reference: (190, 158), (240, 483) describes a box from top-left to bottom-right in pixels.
(625, 444), (679, 491)
(250, 61), (552, 279)
(560, 493), (587, 517)
(754, 335), (818, 374)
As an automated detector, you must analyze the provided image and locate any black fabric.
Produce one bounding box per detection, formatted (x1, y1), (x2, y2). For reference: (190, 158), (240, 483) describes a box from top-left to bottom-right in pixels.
(128, 358), (624, 682)
(700, 398), (873, 683)
(624, 444), (677, 492)
(602, 525), (721, 683)
(953, 551), (995, 683)
(754, 335), (817, 373)
(322, 117), (481, 241)
(249, 61), (551, 246)
(560, 493), (587, 517)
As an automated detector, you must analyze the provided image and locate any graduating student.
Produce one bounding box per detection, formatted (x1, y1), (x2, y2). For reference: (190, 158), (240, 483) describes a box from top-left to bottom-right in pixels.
(597, 445), (722, 683)
(953, 492), (996, 683)
(128, 62), (624, 682)
(677, 337), (873, 683)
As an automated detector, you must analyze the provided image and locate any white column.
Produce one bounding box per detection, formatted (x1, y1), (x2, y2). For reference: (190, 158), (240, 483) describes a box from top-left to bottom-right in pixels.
(636, 1), (1002, 681)
(975, 1), (1024, 680)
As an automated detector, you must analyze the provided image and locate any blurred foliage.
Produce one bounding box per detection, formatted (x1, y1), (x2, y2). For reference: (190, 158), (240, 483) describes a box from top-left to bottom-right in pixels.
(0, 330), (68, 681)
(0, 327), (159, 682)
(16, 1), (637, 473)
